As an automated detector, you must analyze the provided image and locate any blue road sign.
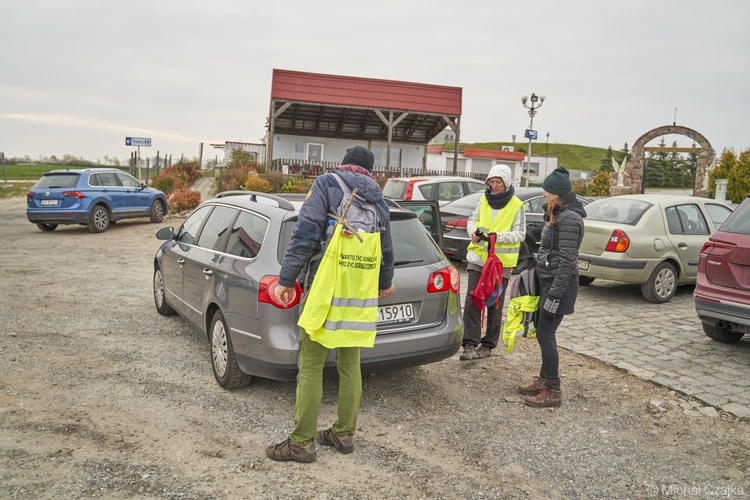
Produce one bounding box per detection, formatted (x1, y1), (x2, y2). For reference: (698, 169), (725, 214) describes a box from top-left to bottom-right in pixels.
(126, 137), (152, 147)
(524, 129), (537, 140)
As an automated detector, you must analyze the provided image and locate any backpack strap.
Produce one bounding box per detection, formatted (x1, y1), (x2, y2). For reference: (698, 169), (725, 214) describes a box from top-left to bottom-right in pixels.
(301, 173), (360, 294)
(330, 173), (381, 231)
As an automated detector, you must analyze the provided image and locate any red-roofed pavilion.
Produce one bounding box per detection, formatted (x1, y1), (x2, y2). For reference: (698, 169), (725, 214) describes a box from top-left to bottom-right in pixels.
(268, 69), (463, 172)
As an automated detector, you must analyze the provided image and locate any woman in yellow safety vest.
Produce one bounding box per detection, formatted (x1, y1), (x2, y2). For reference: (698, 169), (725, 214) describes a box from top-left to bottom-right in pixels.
(460, 164), (526, 361)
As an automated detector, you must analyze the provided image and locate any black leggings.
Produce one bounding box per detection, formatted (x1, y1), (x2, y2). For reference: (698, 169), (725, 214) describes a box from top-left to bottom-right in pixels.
(535, 313), (564, 389)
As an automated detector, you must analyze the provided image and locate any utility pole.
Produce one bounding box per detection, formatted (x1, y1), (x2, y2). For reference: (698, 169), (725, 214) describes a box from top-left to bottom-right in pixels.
(1, 152), (7, 187)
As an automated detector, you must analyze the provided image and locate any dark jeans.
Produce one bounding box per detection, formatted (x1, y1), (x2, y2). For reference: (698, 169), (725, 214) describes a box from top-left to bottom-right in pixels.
(536, 313), (564, 389)
(462, 269), (509, 349)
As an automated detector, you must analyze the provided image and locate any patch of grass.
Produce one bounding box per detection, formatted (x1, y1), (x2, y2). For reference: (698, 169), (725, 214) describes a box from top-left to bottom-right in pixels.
(0, 182), (35, 199)
(444, 142), (615, 172)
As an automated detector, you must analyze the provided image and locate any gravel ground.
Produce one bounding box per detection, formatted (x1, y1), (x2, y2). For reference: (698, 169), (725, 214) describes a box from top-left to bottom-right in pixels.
(1, 196), (749, 499)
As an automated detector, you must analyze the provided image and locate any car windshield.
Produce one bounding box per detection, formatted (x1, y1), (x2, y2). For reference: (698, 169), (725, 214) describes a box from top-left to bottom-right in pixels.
(33, 173), (80, 189)
(444, 192), (482, 210)
(382, 180), (407, 200)
(718, 198), (750, 235)
(390, 214), (444, 266)
(278, 211), (443, 267)
(585, 198), (652, 225)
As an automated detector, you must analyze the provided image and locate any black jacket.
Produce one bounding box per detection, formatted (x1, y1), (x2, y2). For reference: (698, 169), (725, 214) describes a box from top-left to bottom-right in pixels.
(535, 193), (587, 314)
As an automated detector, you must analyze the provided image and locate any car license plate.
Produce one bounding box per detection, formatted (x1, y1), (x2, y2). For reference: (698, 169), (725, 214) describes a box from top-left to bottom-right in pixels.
(577, 259), (589, 271)
(40, 199), (59, 206)
(378, 303), (414, 326)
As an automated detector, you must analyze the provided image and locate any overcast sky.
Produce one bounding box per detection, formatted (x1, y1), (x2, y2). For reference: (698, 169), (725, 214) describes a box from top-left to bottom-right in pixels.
(1, 0), (748, 165)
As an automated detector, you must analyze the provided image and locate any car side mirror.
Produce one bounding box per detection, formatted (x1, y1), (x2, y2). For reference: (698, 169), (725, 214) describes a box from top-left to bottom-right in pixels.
(140, 182), (148, 189)
(156, 227), (175, 240)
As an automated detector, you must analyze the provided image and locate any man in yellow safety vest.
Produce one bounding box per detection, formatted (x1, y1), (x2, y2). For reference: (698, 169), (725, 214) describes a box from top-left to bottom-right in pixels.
(266, 146), (395, 463)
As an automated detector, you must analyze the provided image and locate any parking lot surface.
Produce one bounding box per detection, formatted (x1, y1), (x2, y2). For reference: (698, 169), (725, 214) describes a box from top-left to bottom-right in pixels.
(2, 193), (749, 498)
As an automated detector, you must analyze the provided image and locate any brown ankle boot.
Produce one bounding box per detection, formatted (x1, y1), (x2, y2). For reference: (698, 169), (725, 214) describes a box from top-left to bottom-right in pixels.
(524, 386), (562, 407)
(518, 376), (547, 396)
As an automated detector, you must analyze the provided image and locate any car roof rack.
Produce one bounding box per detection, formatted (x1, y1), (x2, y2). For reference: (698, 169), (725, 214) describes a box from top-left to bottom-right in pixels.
(215, 190), (295, 211)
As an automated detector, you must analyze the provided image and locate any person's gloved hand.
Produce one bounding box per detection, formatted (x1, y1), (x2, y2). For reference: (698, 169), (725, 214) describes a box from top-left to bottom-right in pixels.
(542, 296), (561, 318)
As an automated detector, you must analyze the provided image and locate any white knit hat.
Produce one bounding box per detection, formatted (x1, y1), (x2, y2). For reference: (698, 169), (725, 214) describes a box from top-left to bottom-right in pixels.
(486, 164), (512, 188)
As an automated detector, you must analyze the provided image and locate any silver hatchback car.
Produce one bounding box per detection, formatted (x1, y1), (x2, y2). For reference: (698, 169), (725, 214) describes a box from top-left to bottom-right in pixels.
(153, 192), (463, 389)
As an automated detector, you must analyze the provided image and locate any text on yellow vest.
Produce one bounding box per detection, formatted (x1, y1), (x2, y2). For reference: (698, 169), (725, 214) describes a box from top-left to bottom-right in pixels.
(298, 224), (382, 349)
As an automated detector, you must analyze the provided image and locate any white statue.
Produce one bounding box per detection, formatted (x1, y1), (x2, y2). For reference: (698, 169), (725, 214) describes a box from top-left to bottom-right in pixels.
(611, 157), (627, 187)
(702, 158), (716, 191)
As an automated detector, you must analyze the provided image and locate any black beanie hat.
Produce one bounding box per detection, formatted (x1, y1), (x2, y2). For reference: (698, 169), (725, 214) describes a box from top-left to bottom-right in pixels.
(342, 146), (374, 171)
(543, 165), (573, 195)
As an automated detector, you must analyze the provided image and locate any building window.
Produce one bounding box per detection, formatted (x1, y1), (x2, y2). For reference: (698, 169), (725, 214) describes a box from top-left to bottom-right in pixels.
(306, 143), (324, 163)
(373, 147), (401, 168)
(293, 142), (305, 161)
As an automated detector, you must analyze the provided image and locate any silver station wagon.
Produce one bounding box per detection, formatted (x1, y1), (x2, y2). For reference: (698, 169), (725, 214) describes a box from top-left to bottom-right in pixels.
(153, 192), (463, 389)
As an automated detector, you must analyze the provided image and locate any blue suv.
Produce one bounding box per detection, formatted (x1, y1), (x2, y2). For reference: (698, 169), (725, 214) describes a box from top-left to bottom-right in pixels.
(26, 168), (168, 233)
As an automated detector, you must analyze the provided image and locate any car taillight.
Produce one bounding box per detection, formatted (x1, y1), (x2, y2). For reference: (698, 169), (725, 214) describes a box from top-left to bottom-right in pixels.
(27, 191), (35, 198)
(427, 266), (460, 293)
(446, 218), (468, 231)
(698, 241), (715, 273)
(62, 191), (86, 198)
(404, 182), (416, 201)
(258, 275), (302, 309)
(604, 229), (630, 252)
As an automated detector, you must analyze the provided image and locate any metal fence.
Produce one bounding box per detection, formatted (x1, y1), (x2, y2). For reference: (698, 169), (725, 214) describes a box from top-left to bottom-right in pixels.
(270, 158), (484, 180)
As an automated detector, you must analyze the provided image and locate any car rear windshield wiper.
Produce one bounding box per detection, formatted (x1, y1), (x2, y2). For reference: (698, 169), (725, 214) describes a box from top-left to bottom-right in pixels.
(395, 259), (424, 266)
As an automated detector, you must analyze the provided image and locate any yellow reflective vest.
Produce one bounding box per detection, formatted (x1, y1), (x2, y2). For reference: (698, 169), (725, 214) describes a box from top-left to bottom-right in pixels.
(466, 196), (523, 268)
(298, 224), (381, 349)
(502, 295), (539, 352)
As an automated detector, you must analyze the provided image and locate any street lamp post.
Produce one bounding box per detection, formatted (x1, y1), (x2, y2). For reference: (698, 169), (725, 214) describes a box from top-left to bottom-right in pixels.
(545, 131), (550, 173)
(521, 93), (545, 187)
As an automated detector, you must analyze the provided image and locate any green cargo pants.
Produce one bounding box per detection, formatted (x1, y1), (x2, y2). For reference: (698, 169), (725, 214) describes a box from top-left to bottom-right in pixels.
(290, 332), (362, 445)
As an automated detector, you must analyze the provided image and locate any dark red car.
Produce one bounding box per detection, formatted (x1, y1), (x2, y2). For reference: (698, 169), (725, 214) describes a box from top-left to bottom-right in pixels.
(694, 193), (750, 343)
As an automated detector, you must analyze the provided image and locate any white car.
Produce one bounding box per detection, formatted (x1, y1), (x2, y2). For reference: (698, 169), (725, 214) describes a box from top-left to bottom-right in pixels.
(383, 176), (485, 206)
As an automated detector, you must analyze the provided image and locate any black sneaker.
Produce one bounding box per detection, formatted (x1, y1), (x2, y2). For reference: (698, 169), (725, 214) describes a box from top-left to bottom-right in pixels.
(475, 345), (493, 358)
(316, 428), (354, 454)
(266, 437), (316, 462)
(459, 345), (478, 361)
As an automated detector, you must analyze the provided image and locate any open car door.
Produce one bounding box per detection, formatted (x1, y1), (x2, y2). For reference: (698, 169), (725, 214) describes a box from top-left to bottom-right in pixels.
(394, 200), (443, 249)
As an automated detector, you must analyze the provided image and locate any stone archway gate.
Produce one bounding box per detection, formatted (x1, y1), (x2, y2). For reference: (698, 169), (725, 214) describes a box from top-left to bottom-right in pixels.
(624, 125), (714, 196)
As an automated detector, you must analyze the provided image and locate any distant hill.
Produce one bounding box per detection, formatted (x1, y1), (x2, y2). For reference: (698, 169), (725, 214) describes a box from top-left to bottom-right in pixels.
(446, 142), (615, 173)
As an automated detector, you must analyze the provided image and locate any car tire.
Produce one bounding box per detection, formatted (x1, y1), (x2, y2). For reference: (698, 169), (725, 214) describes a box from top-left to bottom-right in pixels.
(513, 241), (533, 275)
(36, 222), (58, 232)
(87, 205), (110, 233)
(153, 265), (176, 316)
(579, 276), (595, 286)
(641, 261), (677, 303)
(701, 321), (744, 343)
(210, 310), (252, 389)
(150, 200), (166, 223)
